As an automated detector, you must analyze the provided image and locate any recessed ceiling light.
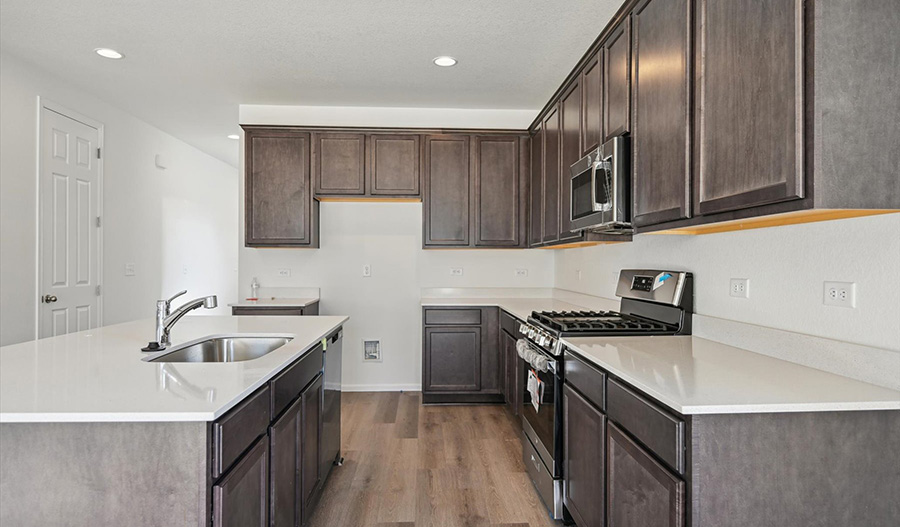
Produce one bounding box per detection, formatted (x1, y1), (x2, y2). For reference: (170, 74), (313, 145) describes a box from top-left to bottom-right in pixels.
(94, 48), (124, 59)
(227, 134), (240, 140)
(433, 56), (457, 67)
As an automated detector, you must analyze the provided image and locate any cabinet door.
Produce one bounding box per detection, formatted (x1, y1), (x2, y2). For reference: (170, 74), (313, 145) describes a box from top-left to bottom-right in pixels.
(503, 331), (521, 416)
(582, 51), (603, 155)
(301, 374), (323, 522)
(314, 133), (366, 195)
(423, 326), (482, 392)
(474, 136), (522, 247)
(560, 80), (584, 240)
(607, 423), (684, 527)
(528, 127), (544, 247)
(631, 0), (692, 227)
(564, 385), (606, 527)
(694, 0), (804, 215)
(603, 18), (632, 141)
(212, 437), (268, 527)
(542, 106), (561, 244)
(269, 397), (301, 527)
(245, 131), (315, 246)
(423, 135), (471, 246)
(369, 134), (421, 196)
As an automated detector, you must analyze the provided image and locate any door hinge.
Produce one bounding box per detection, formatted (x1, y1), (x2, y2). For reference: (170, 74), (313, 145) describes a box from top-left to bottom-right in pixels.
(96, 147), (101, 159)
(96, 216), (101, 228)
(96, 285), (102, 296)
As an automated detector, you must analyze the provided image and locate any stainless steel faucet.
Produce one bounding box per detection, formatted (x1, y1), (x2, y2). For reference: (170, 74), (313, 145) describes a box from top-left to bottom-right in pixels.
(153, 291), (218, 349)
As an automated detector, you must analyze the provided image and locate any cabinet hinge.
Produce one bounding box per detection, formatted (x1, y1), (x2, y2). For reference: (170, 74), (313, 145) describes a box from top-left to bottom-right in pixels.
(96, 147), (101, 159)
(96, 285), (102, 296)
(96, 216), (101, 228)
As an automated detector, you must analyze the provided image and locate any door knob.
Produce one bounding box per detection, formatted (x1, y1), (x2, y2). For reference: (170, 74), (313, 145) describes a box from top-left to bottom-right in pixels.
(42, 294), (58, 303)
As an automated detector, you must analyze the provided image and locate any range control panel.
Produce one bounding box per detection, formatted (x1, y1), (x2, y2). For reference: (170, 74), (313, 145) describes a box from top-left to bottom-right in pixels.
(617, 269), (690, 306)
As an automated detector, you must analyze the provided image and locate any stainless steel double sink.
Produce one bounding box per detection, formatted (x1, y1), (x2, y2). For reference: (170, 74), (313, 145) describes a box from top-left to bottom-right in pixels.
(143, 335), (293, 363)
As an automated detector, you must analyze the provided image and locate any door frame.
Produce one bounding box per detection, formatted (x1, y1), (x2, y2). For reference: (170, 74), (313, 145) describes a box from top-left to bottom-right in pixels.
(35, 98), (105, 339)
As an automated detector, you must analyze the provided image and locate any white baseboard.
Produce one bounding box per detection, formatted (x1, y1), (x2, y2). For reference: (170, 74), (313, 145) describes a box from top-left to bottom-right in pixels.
(342, 383), (422, 392)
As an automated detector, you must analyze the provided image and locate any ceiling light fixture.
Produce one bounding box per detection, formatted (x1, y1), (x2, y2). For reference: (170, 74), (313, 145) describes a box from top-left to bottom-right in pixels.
(94, 48), (124, 59)
(227, 134), (240, 140)
(433, 56), (457, 67)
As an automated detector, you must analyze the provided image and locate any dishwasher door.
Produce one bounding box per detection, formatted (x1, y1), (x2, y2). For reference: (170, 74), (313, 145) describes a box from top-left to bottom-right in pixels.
(320, 328), (342, 481)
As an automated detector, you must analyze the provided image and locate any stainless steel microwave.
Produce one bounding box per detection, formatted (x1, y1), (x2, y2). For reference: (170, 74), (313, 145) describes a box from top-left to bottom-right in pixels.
(569, 135), (631, 233)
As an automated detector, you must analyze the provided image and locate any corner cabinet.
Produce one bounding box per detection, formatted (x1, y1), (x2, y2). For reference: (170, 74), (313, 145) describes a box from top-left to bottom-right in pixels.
(423, 134), (529, 248)
(243, 129), (319, 247)
(422, 307), (502, 404)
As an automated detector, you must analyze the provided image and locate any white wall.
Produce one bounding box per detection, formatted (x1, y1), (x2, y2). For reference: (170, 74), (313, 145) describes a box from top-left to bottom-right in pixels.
(239, 202), (554, 390)
(555, 213), (900, 351)
(0, 52), (239, 346)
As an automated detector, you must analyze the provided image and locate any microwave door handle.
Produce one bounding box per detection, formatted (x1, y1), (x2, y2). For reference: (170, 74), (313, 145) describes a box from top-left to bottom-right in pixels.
(590, 160), (604, 212)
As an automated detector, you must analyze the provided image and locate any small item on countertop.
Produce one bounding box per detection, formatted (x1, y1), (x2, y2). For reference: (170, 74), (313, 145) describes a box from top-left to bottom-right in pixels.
(249, 276), (260, 300)
(527, 369), (543, 412)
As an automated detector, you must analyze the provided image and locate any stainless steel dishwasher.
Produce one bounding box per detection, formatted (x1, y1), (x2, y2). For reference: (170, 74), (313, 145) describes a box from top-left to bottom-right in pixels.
(320, 327), (343, 480)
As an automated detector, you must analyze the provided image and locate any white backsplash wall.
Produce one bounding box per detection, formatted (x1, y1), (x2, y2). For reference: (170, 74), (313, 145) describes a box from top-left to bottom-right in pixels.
(238, 202), (554, 390)
(555, 213), (900, 351)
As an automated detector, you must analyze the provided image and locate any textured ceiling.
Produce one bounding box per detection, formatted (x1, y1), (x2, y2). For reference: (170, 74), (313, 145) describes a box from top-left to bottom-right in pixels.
(0, 1), (621, 166)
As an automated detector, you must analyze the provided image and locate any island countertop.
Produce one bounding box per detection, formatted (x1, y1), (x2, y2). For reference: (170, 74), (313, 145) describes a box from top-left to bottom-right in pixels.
(0, 315), (347, 423)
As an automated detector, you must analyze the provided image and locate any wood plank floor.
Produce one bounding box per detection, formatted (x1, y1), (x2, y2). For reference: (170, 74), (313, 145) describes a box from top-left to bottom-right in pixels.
(308, 391), (563, 527)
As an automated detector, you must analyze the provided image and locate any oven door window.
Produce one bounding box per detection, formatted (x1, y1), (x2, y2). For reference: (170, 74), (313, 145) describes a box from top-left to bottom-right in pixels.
(522, 365), (556, 457)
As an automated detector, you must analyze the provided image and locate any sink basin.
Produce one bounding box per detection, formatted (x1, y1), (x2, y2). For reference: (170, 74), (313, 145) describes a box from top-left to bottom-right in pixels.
(146, 335), (293, 363)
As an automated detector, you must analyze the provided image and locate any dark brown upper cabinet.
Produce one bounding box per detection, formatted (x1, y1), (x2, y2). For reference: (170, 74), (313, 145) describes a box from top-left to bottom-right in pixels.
(541, 105), (561, 244)
(694, 0), (804, 216)
(560, 80), (584, 240)
(581, 51), (603, 156)
(313, 133), (366, 195)
(244, 129), (318, 248)
(631, 0), (692, 227)
(368, 134), (421, 196)
(529, 127), (544, 247)
(474, 136), (526, 247)
(423, 135), (471, 246)
(603, 17), (632, 142)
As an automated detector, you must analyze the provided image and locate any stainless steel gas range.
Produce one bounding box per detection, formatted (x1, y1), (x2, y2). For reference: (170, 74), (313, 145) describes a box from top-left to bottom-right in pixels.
(516, 269), (693, 520)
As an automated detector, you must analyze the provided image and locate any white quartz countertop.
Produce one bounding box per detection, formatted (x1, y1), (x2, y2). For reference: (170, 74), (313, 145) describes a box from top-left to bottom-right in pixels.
(0, 315), (347, 423)
(420, 297), (587, 322)
(563, 335), (900, 415)
(228, 297), (319, 308)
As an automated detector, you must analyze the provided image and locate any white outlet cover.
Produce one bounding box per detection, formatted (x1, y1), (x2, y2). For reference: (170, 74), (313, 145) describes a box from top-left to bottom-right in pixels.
(450, 267), (463, 276)
(823, 281), (856, 308)
(277, 268), (291, 277)
(124, 263), (136, 276)
(362, 264), (372, 277)
(729, 278), (749, 298)
(515, 268), (528, 277)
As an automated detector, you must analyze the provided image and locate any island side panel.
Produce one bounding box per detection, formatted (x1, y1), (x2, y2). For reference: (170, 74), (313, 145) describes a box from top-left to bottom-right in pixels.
(0, 421), (208, 527)
(691, 410), (900, 527)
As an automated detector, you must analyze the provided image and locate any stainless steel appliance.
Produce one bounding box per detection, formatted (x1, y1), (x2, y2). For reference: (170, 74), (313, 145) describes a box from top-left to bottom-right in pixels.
(517, 269), (692, 519)
(569, 135), (631, 233)
(321, 328), (343, 480)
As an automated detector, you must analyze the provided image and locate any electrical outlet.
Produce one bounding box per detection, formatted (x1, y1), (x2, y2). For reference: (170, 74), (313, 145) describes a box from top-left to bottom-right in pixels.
(576, 269), (582, 281)
(182, 265), (189, 276)
(124, 263), (135, 276)
(730, 278), (749, 298)
(450, 267), (463, 277)
(362, 264), (372, 277)
(277, 268), (291, 278)
(824, 281), (856, 308)
(515, 268), (528, 278)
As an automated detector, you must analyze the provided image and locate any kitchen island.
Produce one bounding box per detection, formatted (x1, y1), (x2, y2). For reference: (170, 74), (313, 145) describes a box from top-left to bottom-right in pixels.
(0, 315), (347, 527)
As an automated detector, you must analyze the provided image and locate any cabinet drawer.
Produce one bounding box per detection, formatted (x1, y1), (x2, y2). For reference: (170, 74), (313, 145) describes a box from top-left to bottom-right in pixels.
(424, 308), (482, 326)
(232, 306), (305, 316)
(212, 385), (271, 479)
(564, 351), (607, 412)
(607, 378), (684, 474)
(271, 344), (324, 419)
(500, 309), (523, 338)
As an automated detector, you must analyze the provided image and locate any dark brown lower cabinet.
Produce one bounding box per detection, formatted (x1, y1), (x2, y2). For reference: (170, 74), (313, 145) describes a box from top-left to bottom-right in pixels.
(213, 437), (269, 527)
(269, 397), (302, 527)
(501, 329), (522, 417)
(563, 385), (606, 527)
(607, 422), (685, 527)
(301, 374), (323, 522)
(424, 326), (482, 392)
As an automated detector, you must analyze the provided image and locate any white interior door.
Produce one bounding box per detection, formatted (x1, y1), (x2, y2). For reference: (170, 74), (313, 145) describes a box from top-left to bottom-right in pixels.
(39, 106), (101, 338)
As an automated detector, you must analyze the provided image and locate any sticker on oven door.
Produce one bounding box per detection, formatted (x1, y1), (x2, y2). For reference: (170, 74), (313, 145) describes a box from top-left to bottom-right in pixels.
(527, 369), (544, 413)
